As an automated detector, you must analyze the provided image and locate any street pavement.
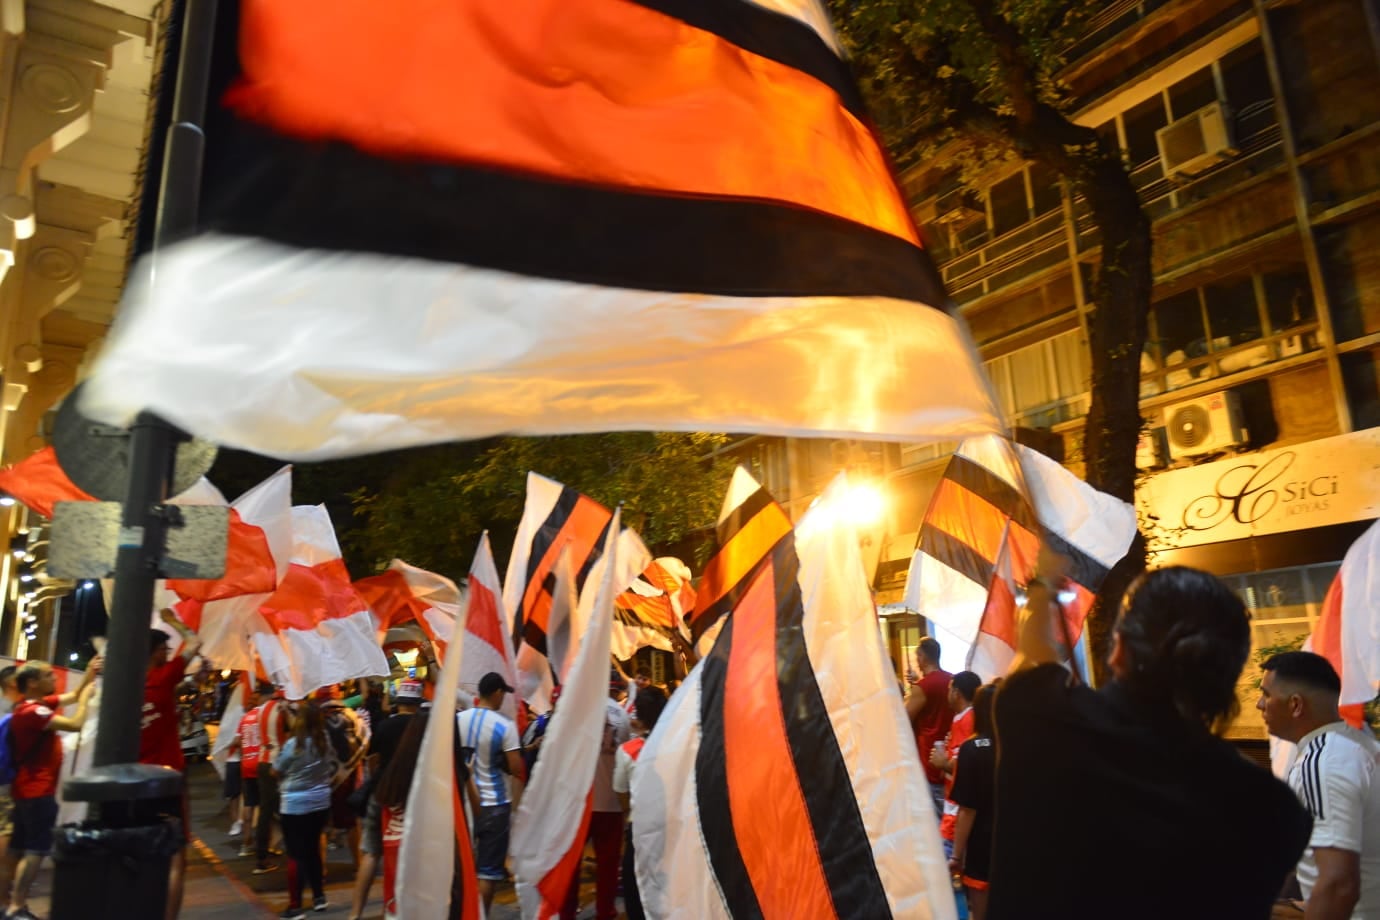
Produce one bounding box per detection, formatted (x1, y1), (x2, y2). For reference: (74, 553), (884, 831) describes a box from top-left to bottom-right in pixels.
(24, 759), (603, 919)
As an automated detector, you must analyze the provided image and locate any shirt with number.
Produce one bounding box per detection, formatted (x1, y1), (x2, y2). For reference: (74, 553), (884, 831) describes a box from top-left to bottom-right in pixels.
(456, 707), (519, 807)
(11, 695), (63, 800)
(1288, 720), (1380, 917)
(238, 706), (264, 778)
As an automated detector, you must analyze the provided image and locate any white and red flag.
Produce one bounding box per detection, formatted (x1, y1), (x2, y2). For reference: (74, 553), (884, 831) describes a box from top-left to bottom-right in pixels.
(511, 510), (621, 919)
(633, 475), (955, 919)
(1311, 519), (1380, 720)
(175, 466), (294, 671)
(395, 537), (487, 920)
(254, 504), (389, 698)
(457, 533), (523, 728)
(355, 559), (463, 651)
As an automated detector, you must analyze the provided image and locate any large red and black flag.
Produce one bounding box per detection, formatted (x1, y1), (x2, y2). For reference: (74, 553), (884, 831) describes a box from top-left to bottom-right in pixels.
(903, 435), (1138, 678)
(504, 472), (614, 711)
(80, 0), (1000, 459)
(633, 474), (954, 918)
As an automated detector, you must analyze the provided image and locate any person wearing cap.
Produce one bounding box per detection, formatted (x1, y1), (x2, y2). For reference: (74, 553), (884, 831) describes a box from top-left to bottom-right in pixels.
(347, 680), (423, 920)
(456, 672), (525, 912)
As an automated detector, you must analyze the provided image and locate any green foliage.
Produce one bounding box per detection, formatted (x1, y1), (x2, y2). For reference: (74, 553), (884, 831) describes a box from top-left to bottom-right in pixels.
(345, 433), (735, 583)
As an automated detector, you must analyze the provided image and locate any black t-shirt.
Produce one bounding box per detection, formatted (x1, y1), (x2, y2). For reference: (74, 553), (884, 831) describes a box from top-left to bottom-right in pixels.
(989, 664), (1311, 920)
(949, 735), (996, 883)
(368, 712), (415, 774)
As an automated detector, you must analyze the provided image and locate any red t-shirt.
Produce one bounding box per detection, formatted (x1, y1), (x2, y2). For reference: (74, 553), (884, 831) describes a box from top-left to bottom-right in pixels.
(912, 669), (954, 784)
(11, 695), (64, 800)
(238, 706), (264, 778)
(139, 657), (188, 770)
(381, 805), (406, 918)
(940, 706), (975, 840)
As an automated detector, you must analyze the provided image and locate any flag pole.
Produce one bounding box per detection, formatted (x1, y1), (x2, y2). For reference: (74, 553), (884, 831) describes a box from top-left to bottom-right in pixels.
(92, 0), (220, 769)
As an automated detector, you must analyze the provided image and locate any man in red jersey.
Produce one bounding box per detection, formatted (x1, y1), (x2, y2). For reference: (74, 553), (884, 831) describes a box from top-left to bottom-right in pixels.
(6, 659), (99, 920)
(142, 609), (202, 920)
(905, 636), (954, 820)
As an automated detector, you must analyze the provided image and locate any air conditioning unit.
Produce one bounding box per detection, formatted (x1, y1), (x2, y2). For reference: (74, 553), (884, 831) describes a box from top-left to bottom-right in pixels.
(1165, 391), (1248, 460)
(1136, 427), (1168, 470)
(1156, 101), (1238, 178)
(934, 188), (984, 228)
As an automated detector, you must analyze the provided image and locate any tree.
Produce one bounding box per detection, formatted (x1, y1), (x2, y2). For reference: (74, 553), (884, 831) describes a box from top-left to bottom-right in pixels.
(347, 433), (735, 583)
(830, 0), (1152, 668)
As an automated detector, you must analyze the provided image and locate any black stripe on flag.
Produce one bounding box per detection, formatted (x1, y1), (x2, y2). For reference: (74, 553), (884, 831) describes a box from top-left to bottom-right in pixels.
(945, 454), (1040, 534)
(770, 536), (892, 917)
(695, 613), (766, 920)
(514, 485), (582, 650)
(626, 0), (867, 119)
(1041, 527), (1111, 595)
(717, 486), (778, 545)
(199, 125), (949, 305)
(919, 526), (996, 589)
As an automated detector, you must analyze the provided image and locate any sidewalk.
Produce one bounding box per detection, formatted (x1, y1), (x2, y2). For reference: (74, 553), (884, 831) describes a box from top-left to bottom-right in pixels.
(24, 760), (614, 919)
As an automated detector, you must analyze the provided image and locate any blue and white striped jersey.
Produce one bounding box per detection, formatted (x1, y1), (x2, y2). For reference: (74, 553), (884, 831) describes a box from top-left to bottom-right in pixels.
(456, 707), (520, 807)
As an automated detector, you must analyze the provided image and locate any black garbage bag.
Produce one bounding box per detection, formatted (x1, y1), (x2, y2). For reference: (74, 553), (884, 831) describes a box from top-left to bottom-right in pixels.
(51, 819), (182, 919)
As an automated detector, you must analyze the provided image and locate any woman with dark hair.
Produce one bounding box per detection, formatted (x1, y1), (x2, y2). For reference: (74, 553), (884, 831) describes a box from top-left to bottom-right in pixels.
(987, 561), (1311, 919)
(949, 682), (998, 920)
(273, 700), (335, 919)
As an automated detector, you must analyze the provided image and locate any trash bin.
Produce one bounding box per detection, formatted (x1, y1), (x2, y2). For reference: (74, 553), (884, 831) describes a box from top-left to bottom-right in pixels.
(52, 763), (185, 920)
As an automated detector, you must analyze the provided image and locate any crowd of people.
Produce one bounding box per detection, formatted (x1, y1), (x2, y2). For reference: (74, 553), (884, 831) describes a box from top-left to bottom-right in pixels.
(0, 562), (1374, 920)
(905, 564), (1377, 920)
(214, 661), (668, 920)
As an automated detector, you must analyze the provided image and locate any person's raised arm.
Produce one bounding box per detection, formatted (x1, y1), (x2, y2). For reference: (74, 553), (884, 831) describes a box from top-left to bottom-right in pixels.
(1009, 548), (1072, 675)
(48, 680), (96, 732)
(57, 655), (103, 706)
(160, 608), (203, 661)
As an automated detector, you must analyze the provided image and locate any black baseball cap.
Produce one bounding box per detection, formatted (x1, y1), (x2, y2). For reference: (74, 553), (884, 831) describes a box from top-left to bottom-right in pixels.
(478, 672), (515, 697)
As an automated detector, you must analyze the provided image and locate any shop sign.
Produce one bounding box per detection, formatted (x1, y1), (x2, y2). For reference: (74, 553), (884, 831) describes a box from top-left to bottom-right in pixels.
(1137, 428), (1380, 549)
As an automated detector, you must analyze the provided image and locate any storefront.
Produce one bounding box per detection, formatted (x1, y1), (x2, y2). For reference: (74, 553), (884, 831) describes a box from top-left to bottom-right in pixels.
(1137, 427), (1380, 739)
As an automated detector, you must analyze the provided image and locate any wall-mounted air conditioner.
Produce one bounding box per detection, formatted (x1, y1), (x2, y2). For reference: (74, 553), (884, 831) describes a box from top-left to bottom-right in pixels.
(1165, 391), (1248, 460)
(1136, 427), (1168, 470)
(1156, 101), (1238, 178)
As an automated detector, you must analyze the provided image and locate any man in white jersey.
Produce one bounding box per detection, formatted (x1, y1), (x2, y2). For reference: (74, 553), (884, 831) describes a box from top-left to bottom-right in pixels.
(456, 671), (525, 912)
(1259, 651), (1379, 920)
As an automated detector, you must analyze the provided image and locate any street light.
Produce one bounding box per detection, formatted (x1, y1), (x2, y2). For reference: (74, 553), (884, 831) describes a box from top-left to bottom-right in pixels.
(82, 581), (96, 589)
(0, 494), (15, 507)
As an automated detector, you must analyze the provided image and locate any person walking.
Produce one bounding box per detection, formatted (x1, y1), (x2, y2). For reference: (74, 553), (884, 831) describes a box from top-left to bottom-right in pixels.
(987, 561), (1312, 919)
(455, 672), (524, 915)
(1259, 651), (1379, 919)
(273, 700), (336, 919)
(254, 690), (291, 875)
(948, 682), (998, 920)
(612, 686), (667, 920)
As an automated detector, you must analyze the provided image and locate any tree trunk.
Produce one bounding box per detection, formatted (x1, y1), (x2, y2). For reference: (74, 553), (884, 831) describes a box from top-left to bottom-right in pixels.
(1073, 147), (1154, 680)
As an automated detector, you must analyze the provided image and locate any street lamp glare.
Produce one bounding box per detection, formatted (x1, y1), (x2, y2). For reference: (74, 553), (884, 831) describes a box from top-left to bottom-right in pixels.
(842, 481), (886, 528)
(69, 653), (78, 662)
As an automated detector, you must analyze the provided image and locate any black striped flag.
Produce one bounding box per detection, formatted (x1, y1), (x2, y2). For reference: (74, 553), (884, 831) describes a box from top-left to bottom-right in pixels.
(632, 474), (955, 917)
(504, 472), (614, 711)
(903, 435), (1137, 678)
(79, 0), (1000, 459)
(689, 468), (794, 655)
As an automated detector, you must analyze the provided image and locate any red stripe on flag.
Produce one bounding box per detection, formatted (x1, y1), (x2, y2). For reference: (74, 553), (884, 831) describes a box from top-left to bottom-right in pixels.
(520, 496), (610, 638)
(723, 558), (836, 918)
(260, 559), (367, 632)
(0, 446), (95, 519)
(354, 569), (427, 632)
(228, 0), (916, 245)
(534, 791), (593, 920)
(452, 762), (481, 920)
(465, 577), (507, 660)
(169, 511), (277, 601)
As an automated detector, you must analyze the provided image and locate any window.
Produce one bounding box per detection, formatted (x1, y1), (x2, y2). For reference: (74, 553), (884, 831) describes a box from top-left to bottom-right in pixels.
(1153, 290), (1206, 365)
(1203, 278), (1261, 349)
(984, 329), (1089, 423)
(1030, 163), (1062, 217)
(989, 173), (1029, 238)
(1123, 94), (1169, 166)
(1263, 267), (1314, 331)
(1221, 39), (1272, 112)
(1168, 66), (1218, 120)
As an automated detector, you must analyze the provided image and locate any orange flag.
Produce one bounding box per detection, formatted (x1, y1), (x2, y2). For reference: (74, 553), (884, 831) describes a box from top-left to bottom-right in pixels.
(0, 447), (95, 518)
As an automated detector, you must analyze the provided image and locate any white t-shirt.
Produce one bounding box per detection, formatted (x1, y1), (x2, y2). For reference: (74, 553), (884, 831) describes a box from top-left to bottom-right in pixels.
(592, 698), (631, 813)
(1288, 721), (1380, 918)
(456, 707), (520, 807)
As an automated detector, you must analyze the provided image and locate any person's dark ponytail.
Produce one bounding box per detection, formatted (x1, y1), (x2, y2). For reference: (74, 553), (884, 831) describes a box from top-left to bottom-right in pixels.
(1115, 567), (1249, 733)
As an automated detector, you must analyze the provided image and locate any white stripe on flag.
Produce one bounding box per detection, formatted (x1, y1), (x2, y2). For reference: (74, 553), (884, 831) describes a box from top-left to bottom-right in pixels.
(1337, 519), (1380, 705)
(80, 236), (1001, 460)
